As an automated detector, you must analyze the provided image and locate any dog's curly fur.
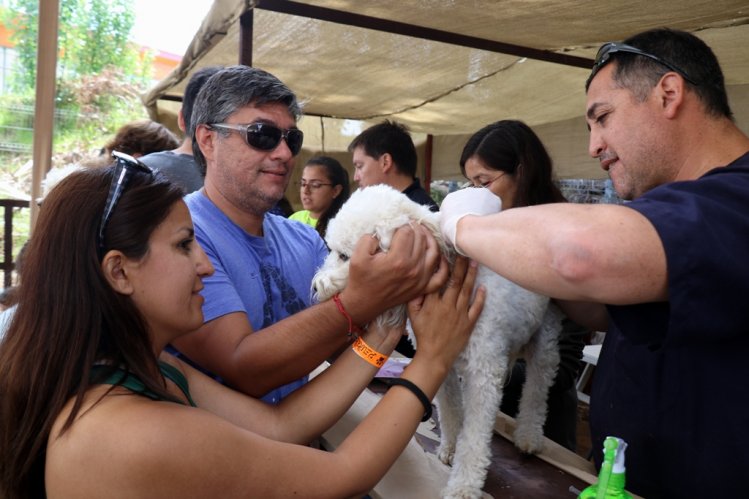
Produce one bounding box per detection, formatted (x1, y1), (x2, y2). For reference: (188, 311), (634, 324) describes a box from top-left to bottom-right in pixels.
(312, 185), (562, 499)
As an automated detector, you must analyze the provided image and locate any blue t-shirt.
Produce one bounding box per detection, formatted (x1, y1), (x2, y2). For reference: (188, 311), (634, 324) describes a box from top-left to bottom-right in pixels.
(182, 191), (328, 404)
(590, 152), (749, 498)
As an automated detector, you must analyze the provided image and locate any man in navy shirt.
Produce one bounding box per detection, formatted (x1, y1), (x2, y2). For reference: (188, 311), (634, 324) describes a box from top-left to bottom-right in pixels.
(349, 120), (439, 358)
(439, 28), (749, 497)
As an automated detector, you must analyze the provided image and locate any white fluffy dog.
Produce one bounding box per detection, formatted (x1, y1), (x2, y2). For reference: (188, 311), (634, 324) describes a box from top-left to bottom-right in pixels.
(312, 185), (562, 499)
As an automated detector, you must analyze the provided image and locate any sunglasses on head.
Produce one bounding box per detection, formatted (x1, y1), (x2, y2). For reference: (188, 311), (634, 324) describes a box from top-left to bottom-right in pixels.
(210, 122), (304, 156)
(586, 42), (698, 89)
(98, 151), (153, 257)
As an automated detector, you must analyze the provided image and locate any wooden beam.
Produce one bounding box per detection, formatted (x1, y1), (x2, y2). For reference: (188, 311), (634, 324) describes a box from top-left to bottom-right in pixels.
(255, 0), (594, 69)
(31, 0), (60, 233)
(239, 9), (254, 66)
(424, 134), (433, 188)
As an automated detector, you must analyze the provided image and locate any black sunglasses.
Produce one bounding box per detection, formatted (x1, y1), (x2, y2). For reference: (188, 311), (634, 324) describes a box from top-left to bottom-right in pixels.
(97, 151), (153, 256)
(210, 122), (304, 156)
(586, 42), (698, 89)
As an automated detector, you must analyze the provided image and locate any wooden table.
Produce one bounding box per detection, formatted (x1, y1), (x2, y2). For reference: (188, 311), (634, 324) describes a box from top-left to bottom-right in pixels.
(317, 371), (600, 498)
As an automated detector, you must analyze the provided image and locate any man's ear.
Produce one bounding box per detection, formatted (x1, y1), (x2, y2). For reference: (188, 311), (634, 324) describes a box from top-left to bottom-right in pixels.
(195, 124), (216, 162)
(177, 109), (187, 133)
(101, 250), (134, 295)
(380, 153), (394, 174)
(657, 72), (686, 119)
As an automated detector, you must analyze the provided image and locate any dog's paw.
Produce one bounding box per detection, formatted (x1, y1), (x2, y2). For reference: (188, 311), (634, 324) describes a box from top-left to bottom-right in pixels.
(437, 443), (455, 465)
(441, 483), (484, 499)
(513, 426), (545, 454)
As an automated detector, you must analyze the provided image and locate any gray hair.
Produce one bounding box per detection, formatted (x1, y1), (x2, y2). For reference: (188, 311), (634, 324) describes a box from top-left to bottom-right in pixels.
(190, 65), (303, 168)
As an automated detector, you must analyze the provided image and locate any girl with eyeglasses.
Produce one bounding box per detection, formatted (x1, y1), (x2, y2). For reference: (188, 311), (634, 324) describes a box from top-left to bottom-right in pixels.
(290, 156), (351, 240)
(0, 159), (483, 498)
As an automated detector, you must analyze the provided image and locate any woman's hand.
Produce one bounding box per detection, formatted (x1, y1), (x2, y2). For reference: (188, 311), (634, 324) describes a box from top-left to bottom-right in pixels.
(407, 255), (485, 372)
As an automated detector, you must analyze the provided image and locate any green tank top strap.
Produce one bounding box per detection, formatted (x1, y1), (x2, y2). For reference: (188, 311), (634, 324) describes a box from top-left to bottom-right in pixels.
(91, 361), (196, 407)
(158, 361), (197, 407)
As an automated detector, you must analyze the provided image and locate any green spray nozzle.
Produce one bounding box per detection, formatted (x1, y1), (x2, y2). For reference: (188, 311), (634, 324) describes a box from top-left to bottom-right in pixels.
(577, 436), (633, 499)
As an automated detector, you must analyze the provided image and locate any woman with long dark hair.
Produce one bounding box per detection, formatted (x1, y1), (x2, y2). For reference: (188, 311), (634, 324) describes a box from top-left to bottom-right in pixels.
(459, 120), (586, 451)
(0, 154), (483, 498)
(459, 120), (565, 207)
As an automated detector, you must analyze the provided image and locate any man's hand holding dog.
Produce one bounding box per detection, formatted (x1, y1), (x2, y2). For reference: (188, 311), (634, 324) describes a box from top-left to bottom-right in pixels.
(341, 224), (448, 326)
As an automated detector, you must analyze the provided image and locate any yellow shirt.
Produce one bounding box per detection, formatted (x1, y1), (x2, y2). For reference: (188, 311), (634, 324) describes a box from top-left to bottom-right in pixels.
(289, 210), (318, 228)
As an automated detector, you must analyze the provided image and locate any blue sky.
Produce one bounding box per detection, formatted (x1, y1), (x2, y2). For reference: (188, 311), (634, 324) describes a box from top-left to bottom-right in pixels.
(131, 0), (214, 55)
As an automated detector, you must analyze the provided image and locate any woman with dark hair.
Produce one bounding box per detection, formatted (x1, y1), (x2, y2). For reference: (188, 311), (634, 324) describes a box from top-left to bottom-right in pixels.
(459, 120), (565, 207)
(102, 119), (180, 158)
(459, 120), (587, 452)
(290, 156), (351, 239)
(0, 154), (483, 498)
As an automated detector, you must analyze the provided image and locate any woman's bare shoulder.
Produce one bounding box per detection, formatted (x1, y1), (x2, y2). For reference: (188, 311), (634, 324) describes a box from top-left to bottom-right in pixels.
(45, 388), (267, 498)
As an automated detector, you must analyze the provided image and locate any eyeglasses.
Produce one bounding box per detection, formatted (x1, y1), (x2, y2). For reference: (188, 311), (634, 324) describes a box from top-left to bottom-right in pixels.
(296, 180), (333, 190)
(586, 42), (698, 89)
(210, 122), (304, 156)
(480, 171), (507, 189)
(98, 151), (153, 256)
(470, 171), (508, 189)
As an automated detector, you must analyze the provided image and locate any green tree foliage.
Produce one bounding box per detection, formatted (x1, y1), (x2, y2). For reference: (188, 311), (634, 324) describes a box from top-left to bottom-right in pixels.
(0, 0), (157, 280)
(0, 0), (152, 155)
(4, 0), (141, 90)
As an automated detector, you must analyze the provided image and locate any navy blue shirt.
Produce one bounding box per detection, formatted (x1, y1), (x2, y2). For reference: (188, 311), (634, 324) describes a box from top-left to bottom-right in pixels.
(590, 152), (749, 498)
(403, 178), (439, 212)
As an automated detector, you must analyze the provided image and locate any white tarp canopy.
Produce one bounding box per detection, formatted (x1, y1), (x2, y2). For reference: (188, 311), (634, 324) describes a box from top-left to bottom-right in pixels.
(143, 0), (749, 180)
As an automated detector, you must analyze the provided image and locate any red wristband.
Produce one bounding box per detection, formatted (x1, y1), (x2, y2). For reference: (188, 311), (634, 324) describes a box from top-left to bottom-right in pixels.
(333, 293), (364, 338)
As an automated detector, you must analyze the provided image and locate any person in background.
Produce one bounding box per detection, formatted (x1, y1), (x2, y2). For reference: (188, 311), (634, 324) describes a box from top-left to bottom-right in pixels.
(0, 160), (484, 498)
(349, 119), (438, 358)
(100, 119), (179, 159)
(0, 286), (18, 313)
(439, 28), (749, 497)
(349, 120), (438, 212)
(289, 155), (351, 240)
(0, 241), (26, 339)
(0, 285), (19, 335)
(459, 119), (587, 451)
(141, 66), (223, 194)
(176, 65), (445, 404)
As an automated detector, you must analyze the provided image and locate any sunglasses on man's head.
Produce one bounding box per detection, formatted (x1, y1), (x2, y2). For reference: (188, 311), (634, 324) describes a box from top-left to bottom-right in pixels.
(586, 42), (698, 89)
(210, 122), (304, 156)
(98, 151), (153, 257)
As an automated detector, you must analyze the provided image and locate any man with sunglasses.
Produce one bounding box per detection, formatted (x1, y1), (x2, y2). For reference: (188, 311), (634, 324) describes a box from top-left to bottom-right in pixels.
(171, 65), (445, 406)
(438, 28), (749, 497)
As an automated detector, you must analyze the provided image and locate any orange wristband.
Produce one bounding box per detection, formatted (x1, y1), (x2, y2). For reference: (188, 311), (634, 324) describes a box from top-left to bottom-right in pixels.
(352, 336), (388, 368)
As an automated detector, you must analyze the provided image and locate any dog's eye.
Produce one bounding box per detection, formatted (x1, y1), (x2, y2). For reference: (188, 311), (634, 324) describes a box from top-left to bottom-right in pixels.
(339, 253), (349, 262)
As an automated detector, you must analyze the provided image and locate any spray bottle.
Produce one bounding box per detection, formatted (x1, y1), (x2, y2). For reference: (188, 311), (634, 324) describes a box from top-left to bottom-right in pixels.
(578, 436), (633, 499)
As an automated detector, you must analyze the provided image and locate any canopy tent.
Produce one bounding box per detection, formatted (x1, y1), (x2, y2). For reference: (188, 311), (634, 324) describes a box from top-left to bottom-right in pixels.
(143, 0), (749, 181)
